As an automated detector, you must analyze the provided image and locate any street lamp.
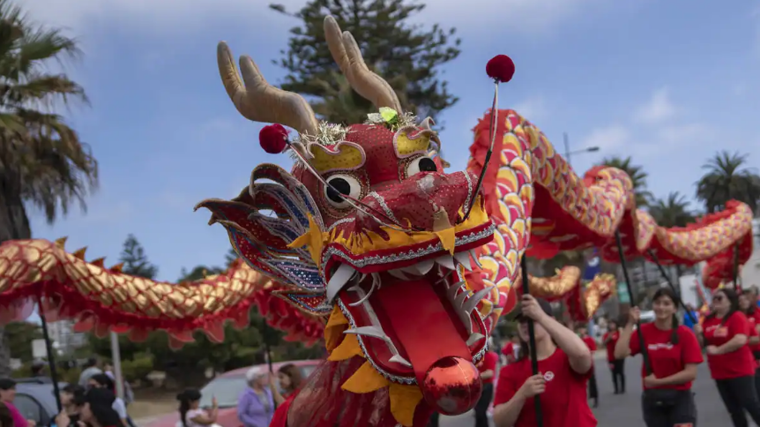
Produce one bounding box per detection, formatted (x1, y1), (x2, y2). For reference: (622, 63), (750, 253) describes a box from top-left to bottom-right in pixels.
(563, 132), (600, 166)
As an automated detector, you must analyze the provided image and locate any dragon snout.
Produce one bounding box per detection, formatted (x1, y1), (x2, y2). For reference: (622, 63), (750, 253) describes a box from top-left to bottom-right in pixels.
(362, 172), (475, 231)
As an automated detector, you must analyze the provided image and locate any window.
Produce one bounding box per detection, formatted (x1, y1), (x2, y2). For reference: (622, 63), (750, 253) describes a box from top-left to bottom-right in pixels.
(200, 376), (247, 409)
(300, 365), (317, 379)
(13, 395), (42, 424)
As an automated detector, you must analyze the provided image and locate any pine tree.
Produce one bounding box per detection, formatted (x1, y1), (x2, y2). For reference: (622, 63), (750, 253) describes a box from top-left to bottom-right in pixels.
(270, 0), (461, 125)
(119, 234), (158, 279)
(224, 248), (239, 267)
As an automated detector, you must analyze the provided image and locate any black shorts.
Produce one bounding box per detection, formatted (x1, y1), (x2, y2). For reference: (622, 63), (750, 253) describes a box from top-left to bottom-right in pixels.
(641, 389), (696, 427)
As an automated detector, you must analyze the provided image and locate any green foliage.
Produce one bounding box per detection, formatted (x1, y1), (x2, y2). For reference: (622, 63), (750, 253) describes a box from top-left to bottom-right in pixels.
(696, 150), (760, 214)
(649, 192), (695, 228)
(270, 0), (462, 125)
(0, 0), (97, 225)
(120, 353), (153, 381)
(119, 234), (158, 279)
(4, 321), (43, 361)
(177, 265), (224, 282)
(600, 156), (652, 207)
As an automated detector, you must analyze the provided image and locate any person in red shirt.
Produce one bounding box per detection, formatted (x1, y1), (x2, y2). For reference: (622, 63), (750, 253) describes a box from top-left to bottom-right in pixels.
(501, 335), (521, 365)
(475, 350), (499, 427)
(739, 292), (760, 395)
(577, 326), (599, 408)
(695, 288), (760, 427)
(613, 287), (702, 427)
(602, 319), (626, 394)
(492, 295), (596, 427)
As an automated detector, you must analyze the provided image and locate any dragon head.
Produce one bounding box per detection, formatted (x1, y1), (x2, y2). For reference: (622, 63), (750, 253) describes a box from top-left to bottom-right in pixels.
(197, 16), (496, 423)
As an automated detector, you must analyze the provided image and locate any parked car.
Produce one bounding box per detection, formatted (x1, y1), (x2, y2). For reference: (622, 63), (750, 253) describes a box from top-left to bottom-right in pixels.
(12, 378), (66, 427)
(145, 360), (321, 427)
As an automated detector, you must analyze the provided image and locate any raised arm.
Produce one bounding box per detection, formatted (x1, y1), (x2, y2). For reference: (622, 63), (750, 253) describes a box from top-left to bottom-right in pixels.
(521, 295), (591, 374)
(614, 308), (639, 359)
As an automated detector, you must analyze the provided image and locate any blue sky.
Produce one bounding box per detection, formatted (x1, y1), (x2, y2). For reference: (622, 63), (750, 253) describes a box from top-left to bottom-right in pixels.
(21, 0), (760, 282)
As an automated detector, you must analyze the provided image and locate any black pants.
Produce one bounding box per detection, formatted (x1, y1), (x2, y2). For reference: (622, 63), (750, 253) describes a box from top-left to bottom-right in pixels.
(588, 370), (599, 400)
(715, 375), (760, 427)
(426, 383), (493, 427)
(610, 359), (626, 393)
(474, 383), (494, 427)
(427, 411), (439, 427)
(755, 367), (760, 398)
(641, 390), (697, 427)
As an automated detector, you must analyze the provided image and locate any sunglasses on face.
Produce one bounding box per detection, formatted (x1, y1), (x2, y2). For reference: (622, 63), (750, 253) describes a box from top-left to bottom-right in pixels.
(713, 295), (724, 302)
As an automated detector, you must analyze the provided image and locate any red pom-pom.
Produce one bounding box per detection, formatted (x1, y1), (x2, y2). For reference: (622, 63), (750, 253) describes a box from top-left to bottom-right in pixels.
(259, 124), (289, 154)
(486, 55), (515, 83)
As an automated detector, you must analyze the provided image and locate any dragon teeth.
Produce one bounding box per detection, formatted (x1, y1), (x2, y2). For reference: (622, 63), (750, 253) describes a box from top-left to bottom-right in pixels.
(434, 255), (456, 270)
(327, 263), (356, 302)
(462, 286), (494, 315)
(415, 259), (435, 275)
(388, 269), (409, 280)
(453, 251), (473, 271)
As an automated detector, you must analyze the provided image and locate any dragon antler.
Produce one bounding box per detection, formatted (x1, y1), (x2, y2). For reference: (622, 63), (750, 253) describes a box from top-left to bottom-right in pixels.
(323, 16), (403, 112)
(216, 42), (319, 135)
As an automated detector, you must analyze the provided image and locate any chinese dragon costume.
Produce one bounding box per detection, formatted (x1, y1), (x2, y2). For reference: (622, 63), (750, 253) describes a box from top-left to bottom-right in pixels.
(0, 15), (755, 427)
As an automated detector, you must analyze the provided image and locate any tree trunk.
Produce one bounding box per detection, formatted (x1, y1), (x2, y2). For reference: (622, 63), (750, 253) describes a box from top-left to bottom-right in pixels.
(0, 174), (32, 377)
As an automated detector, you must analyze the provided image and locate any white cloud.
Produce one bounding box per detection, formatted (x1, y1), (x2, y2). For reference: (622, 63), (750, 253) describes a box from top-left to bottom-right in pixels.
(512, 97), (549, 122)
(655, 123), (709, 146)
(24, 0), (595, 37)
(579, 88), (715, 161)
(580, 125), (631, 152)
(634, 88), (676, 124)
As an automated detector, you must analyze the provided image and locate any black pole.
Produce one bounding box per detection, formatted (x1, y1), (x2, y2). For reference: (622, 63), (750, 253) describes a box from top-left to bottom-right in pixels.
(520, 255), (543, 427)
(261, 317), (273, 373)
(36, 296), (62, 412)
(614, 232), (652, 375)
(646, 250), (698, 326)
(733, 243), (741, 292)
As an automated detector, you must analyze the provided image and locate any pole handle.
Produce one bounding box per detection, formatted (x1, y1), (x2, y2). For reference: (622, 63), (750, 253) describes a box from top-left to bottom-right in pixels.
(520, 255), (543, 427)
(614, 232), (652, 375)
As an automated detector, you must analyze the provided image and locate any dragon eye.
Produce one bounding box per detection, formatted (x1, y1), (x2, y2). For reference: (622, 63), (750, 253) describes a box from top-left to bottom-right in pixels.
(324, 174), (363, 209)
(406, 156), (438, 177)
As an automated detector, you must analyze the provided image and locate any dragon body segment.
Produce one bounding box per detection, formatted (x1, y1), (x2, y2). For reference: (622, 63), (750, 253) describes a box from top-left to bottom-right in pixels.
(0, 15), (753, 427)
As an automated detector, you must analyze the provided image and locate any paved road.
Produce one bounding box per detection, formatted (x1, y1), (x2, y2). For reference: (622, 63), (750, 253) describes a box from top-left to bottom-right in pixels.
(440, 352), (755, 427)
(135, 353), (754, 427)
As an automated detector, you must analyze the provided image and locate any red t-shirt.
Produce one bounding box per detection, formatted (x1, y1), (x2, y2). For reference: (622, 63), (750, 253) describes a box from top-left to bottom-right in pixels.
(270, 393), (296, 427)
(703, 311), (756, 379)
(629, 323), (703, 390)
(494, 348), (597, 427)
(603, 331), (620, 362)
(581, 335), (597, 352)
(478, 351), (499, 384)
(746, 310), (760, 354)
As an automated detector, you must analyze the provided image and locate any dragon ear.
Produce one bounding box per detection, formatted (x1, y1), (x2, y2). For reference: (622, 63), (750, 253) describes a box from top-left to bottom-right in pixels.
(196, 164), (325, 292)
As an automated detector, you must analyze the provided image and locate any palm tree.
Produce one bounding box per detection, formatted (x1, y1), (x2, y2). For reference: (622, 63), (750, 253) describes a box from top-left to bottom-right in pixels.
(649, 192), (696, 279)
(0, 0), (97, 376)
(696, 151), (760, 214)
(649, 192), (695, 228)
(601, 156), (653, 207)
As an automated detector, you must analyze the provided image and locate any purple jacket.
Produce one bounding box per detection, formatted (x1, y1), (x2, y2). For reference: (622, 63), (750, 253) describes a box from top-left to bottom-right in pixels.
(237, 387), (274, 427)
